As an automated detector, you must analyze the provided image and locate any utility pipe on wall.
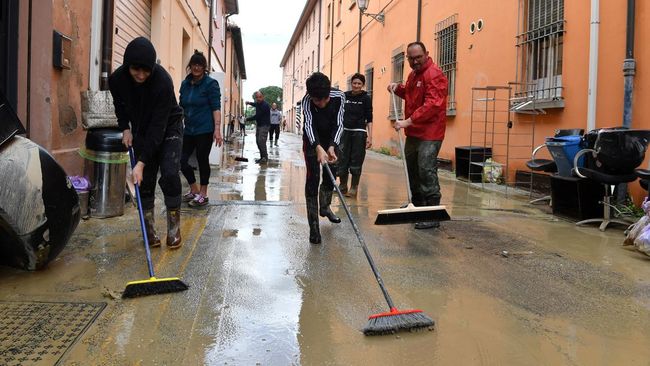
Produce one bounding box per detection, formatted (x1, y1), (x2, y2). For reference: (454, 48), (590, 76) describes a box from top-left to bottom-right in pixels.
(587, 0), (599, 131)
(622, 0), (636, 127)
(100, 0), (114, 90)
(89, 0), (103, 91)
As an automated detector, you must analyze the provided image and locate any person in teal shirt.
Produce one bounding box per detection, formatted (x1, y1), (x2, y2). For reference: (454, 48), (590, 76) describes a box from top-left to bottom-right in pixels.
(179, 51), (223, 207)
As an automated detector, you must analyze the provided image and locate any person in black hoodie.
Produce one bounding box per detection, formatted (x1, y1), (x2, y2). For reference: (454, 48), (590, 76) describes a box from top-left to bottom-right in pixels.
(338, 73), (373, 198)
(109, 37), (184, 249)
(301, 72), (345, 244)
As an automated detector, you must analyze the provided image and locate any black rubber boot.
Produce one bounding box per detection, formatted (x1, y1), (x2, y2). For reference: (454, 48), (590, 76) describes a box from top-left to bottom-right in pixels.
(338, 173), (349, 195)
(346, 174), (360, 198)
(166, 208), (182, 249)
(306, 196), (321, 244)
(319, 188), (341, 223)
(414, 197), (441, 230)
(144, 209), (161, 248)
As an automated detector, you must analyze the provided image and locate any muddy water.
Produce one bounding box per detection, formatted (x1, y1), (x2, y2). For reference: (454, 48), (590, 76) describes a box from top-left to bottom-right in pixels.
(2, 133), (650, 365)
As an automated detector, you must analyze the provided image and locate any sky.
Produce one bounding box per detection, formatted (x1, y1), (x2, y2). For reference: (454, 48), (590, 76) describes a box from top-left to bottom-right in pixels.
(232, 0), (305, 101)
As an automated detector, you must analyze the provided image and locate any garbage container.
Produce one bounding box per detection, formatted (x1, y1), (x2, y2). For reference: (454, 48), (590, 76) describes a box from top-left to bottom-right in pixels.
(70, 176), (90, 219)
(546, 135), (583, 177)
(81, 128), (128, 218)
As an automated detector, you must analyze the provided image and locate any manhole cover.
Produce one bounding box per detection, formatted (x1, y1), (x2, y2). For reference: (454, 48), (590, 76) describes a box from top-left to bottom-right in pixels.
(0, 301), (106, 365)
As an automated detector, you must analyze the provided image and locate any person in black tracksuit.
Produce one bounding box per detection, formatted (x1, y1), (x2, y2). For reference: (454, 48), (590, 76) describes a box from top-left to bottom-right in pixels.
(109, 37), (185, 249)
(301, 72), (345, 244)
(338, 73), (373, 198)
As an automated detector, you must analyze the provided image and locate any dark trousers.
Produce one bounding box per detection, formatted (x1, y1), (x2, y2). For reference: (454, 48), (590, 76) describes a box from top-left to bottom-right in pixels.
(269, 124), (280, 142)
(180, 132), (213, 186)
(338, 130), (367, 177)
(240, 124), (246, 134)
(134, 122), (183, 210)
(303, 140), (337, 197)
(404, 137), (442, 206)
(256, 125), (270, 159)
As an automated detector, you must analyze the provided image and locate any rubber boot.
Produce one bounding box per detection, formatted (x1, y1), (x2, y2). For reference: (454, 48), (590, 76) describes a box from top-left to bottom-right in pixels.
(319, 188), (341, 223)
(166, 208), (182, 249)
(414, 197), (441, 230)
(306, 196), (321, 244)
(346, 175), (360, 198)
(144, 209), (161, 248)
(338, 173), (348, 195)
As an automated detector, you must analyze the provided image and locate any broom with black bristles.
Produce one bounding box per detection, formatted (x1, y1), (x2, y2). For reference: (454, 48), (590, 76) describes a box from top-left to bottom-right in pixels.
(122, 147), (189, 299)
(323, 163), (435, 335)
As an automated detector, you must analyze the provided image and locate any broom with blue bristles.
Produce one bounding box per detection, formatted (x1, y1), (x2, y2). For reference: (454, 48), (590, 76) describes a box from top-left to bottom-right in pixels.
(323, 163), (435, 335)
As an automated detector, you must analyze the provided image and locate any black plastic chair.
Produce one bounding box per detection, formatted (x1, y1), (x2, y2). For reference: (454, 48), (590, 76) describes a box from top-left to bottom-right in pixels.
(527, 128), (584, 204)
(573, 128), (650, 231)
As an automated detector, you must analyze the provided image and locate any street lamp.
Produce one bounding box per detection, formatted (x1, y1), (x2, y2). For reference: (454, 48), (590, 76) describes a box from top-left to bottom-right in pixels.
(356, 0), (385, 25)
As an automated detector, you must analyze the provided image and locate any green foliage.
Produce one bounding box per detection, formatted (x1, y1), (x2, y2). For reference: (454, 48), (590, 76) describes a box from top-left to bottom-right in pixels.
(251, 86), (283, 109)
(373, 146), (393, 156)
(615, 197), (645, 219)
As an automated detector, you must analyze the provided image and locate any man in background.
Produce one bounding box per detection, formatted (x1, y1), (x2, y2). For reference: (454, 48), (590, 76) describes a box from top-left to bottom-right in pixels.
(245, 91), (271, 164)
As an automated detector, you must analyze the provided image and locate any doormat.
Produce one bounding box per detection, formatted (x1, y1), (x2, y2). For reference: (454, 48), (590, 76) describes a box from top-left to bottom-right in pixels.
(0, 301), (106, 365)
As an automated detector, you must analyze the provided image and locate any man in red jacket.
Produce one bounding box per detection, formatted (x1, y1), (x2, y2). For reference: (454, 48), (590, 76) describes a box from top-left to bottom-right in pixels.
(388, 41), (448, 229)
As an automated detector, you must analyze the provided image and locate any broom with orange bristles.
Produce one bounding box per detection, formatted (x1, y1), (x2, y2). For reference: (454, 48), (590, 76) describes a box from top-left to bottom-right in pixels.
(323, 163), (435, 335)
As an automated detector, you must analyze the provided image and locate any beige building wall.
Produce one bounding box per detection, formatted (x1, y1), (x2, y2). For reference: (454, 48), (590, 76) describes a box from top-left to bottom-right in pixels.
(281, 0), (322, 135)
(151, 0), (213, 91)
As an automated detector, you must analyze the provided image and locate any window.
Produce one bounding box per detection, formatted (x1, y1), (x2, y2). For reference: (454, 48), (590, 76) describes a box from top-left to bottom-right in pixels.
(312, 51), (315, 71)
(346, 75), (352, 91)
(307, 19), (310, 39)
(313, 9), (317, 31)
(337, 0), (342, 24)
(389, 52), (405, 120)
(514, 0), (565, 109)
(365, 67), (374, 101)
(327, 4), (331, 35)
(435, 14), (458, 114)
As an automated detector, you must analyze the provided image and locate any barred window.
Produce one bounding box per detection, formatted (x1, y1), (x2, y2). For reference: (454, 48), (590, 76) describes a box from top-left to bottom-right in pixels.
(435, 14), (458, 115)
(513, 0), (565, 109)
(365, 67), (374, 101)
(389, 52), (404, 120)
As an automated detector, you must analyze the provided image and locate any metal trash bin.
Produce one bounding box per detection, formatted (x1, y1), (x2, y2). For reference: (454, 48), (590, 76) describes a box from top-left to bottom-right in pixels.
(81, 128), (128, 218)
(70, 176), (90, 219)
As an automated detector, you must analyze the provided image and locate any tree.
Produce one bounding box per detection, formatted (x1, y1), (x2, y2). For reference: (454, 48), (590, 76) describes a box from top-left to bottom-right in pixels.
(250, 86), (283, 109)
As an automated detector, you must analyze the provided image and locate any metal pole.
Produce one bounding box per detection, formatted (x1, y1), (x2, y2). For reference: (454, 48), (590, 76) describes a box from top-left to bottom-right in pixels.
(623, 0), (635, 128)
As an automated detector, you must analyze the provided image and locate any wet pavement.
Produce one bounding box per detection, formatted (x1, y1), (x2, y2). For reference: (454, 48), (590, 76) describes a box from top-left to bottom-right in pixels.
(1, 131), (650, 365)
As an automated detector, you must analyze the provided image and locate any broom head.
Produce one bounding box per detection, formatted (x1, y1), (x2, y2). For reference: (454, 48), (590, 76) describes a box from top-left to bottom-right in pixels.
(375, 204), (450, 225)
(363, 307), (435, 336)
(122, 276), (189, 298)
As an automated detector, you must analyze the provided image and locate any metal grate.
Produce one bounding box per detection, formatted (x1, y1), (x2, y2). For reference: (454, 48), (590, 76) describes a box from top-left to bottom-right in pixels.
(0, 301), (105, 366)
(435, 14), (458, 114)
(513, 0), (565, 109)
(389, 53), (405, 120)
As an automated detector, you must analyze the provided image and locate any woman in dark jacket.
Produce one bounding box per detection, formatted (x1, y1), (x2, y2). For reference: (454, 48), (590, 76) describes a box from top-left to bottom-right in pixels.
(338, 73), (373, 198)
(179, 51), (223, 207)
(109, 37), (184, 249)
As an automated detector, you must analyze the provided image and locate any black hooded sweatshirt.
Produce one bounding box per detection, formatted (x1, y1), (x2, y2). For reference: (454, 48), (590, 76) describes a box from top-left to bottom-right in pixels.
(109, 37), (183, 165)
(343, 90), (373, 130)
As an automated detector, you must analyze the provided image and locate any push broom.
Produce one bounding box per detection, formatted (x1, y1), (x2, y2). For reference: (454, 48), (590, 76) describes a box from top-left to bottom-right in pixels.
(234, 129), (248, 162)
(122, 147), (189, 299)
(374, 91), (451, 225)
(323, 163), (435, 335)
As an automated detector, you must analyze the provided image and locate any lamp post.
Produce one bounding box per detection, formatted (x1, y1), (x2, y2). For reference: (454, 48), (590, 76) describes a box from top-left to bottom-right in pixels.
(356, 0), (385, 25)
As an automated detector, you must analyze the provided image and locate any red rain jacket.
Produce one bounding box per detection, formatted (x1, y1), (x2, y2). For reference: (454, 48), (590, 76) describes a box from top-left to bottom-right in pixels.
(395, 57), (448, 141)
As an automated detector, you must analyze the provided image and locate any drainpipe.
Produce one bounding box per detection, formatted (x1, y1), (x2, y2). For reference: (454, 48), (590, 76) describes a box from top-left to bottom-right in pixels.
(317, 0), (322, 70)
(100, 0), (114, 90)
(26, 0), (33, 134)
(208, 0), (214, 71)
(416, 0), (422, 42)
(356, 11), (362, 73)
(89, 0), (103, 91)
(586, 0), (599, 131)
(622, 0), (635, 128)
(329, 3), (334, 80)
